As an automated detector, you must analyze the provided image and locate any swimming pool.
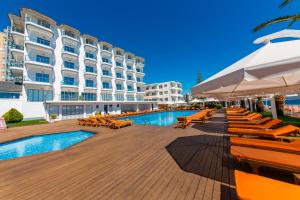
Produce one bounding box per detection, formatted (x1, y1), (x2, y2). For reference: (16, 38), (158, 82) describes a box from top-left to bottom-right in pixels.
(0, 130), (95, 161)
(120, 110), (198, 126)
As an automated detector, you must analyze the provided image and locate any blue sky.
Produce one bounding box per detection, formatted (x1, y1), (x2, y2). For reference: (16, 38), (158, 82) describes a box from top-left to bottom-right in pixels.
(1, 0), (300, 93)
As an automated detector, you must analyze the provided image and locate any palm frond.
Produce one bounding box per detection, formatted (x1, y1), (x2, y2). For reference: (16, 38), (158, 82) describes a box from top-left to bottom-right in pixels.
(279, 0), (294, 8)
(253, 14), (300, 32)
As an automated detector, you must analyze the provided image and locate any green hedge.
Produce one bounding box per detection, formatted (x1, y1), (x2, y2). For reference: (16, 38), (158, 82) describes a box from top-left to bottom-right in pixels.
(2, 108), (23, 123)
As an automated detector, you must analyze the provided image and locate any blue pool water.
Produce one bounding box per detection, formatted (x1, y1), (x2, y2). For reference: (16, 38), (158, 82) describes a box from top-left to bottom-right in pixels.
(0, 130), (95, 161)
(120, 111), (198, 126)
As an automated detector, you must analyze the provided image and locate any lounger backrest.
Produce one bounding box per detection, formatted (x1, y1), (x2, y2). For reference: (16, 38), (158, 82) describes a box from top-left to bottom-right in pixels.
(259, 117), (272, 123)
(273, 125), (300, 136)
(264, 119), (282, 127)
(177, 117), (186, 122)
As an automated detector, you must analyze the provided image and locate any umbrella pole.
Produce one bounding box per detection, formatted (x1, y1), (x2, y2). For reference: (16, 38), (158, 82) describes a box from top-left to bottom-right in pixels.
(249, 98), (253, 112)
(270, 94), (278, 119)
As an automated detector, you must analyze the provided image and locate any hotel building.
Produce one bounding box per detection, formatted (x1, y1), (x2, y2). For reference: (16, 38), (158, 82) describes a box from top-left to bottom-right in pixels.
(144, 81), (183, 104)
(0, 8), (157, 121)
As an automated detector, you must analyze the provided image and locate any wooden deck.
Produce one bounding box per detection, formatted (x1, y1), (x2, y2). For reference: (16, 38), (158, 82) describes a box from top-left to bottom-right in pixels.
(0, 112), (237, 200)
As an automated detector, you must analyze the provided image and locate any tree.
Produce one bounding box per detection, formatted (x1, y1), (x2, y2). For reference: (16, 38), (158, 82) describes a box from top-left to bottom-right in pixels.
(197, 72), (203, 84)
(253, 0), (299, 32)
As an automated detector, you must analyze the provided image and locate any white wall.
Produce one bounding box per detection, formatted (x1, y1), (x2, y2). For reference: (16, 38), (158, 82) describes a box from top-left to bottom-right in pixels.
(0, 100), (46, 120)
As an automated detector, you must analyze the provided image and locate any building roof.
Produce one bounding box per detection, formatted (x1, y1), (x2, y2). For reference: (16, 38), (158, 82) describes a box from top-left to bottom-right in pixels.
(0, 81), (22, 92)
(60, 24), (80, 35)
(21, 8), (57, 26)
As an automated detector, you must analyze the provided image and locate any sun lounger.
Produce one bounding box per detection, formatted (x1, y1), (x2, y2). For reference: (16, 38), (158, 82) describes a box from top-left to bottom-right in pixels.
(230, 137), (300, 154)
(227, 111), (250, 116)
(227, 113), (262, 121)
(228, 125), (300, 138)
(227, 117), (272, 125)
(175, 117), (191, 128)
(109, 120), (133, 129)
(234, 170), (300, 200)
(231, 145), (300, 174)
(228, 119), (282, 129)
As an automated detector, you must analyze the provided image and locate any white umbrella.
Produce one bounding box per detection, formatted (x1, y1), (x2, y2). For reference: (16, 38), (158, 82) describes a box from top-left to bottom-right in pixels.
(190, 99), (203, 103)
(192, 29), (300, 96)
(191, 29), (300, 118)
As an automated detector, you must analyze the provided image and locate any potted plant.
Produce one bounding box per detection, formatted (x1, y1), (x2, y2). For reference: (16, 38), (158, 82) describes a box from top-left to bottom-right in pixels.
(256, 97), (265, 113)
(50, 114), (57, 123)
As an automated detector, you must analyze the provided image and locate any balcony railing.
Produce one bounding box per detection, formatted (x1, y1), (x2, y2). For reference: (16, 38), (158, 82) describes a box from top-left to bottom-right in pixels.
(102, 72), (113, 77)
(25, 36), (54, 48)
(85, 83), (97, 88)
(11, 26), (24, 34)
(7, 60), (24, 68)
(9, 42), (24, 51)
(25, 17), (54, 32)
(62, 64), (78, 71)
(62, 46), (79, 55)
(62, 31), (79, 40)
(61, 81), (79, 86)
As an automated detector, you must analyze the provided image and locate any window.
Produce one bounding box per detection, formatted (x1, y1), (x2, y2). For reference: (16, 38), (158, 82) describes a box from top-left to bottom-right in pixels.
(137, 87), (143, 92)
(102, 70), (110, 76)
(85, 66), (95, 73)
(101, 93), (112, 101)
(86, 105), (93, 114)
(137, 77), (141, 82)
(37, 19), (50, 29)
(164, 91), (168, 94)
(102, 57), (111, 64)
(85, 39), (95, 45)
(36, 55), (49, 64)
(63, 77), (75, 85)
(82, 93), (96, 101)
(126, 95), (135, 101)
(64, 61), (75, 69)
(85, 80), (94, 87)
(136, 68), (142, 73)
(127, 55), (132, 60)
(127, 85), (133, 91)
(165, 98), (168, 101)
(115, 94), (124, 101)
(127, 75), (132, 80)
(61, 92), (78, 101)
(159, 92), (163, 95)
(159, 85), (163, 89)
(37, 37), (50, 46)
(85, 52), (95, 59)
(102, 82), (110, 89)
(116, 72), (123, 78)
(136, 95), (144, 101)
(116, 51), (122, 55)
(35, 73), (49, 83)
(0, 92), (20, 99)
(116, 84), (123, 90)
(62, 105), (83, 119)
(127, 65), (132, 70)
(64, 46), (75, 53)
(116, 62), (122, 67)
(48, 105), (59, 116)
(64, 30), (75, 38)
(27, 89), (53, 102)
(103, 45), (110, 51)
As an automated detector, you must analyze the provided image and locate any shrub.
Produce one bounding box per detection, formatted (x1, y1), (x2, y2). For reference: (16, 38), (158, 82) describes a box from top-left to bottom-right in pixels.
(215, 104), (223, 109)
(50, 114), (57, 120)
(2, 108), (23, 123)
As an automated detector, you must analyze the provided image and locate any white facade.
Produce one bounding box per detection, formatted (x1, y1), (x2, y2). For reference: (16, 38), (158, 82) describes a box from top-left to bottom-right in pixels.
(144, 81), (183, 104)
(1, 8), (157, 120)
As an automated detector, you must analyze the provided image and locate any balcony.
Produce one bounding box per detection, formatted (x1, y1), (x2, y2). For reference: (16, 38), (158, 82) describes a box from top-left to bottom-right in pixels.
(115, 75), (125, 81)
(136, 62), (145, 68)
(101, 72), (113, 79)
(23, 76), (52, 87)
(61, 64), (79, 74)
(61, 81), (79, 88)
(9, 42), (24, 59)
(126, 58), (135, 65)
(101, 59), (112, 67)
(136, 68), (145, 75)
(25, 17), (54, 36)
(62, 30), (80, 44)
(84, 83), (97, 90)
(84, 68), (97, 76)
(85, 53), (97, 63)
(84, 41), (98, 52)
(25, 36), (54, 52)
(7, 60), (24, 75)
(62, 46), (79, 58)
(11, 26), (24, 40)
(101, 47), (112, 57)
(24, 58), (54, 70)
(101, 86), (113, 91)
(114, 53), (124, 62)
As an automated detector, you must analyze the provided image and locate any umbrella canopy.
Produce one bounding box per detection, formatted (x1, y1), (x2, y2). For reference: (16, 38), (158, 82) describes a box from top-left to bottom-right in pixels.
(191, 29), (300, 97)
(190, 98), (203, 103)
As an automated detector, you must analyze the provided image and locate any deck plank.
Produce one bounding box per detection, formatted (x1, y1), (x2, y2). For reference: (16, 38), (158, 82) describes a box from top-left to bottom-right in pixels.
(0, 112), (236, 200)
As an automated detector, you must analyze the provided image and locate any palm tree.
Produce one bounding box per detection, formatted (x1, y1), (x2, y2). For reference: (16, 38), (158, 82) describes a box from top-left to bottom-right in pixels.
(253, 0), (299, 32)
(253, 0), (295, 116)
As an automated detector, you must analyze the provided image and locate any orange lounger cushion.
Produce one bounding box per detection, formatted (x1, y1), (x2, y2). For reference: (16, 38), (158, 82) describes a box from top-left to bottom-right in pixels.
(235, 170), (300, 200)
(228, 125), (300, 138)
(227, 119), (282, 129)
(227, 117), (272, 125)
(230, 137), (300, 154)
(231, 146), (300, 171)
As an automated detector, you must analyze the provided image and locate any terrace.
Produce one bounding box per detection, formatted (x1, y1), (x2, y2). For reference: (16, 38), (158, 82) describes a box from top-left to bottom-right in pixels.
(0, 112), (238, 200)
